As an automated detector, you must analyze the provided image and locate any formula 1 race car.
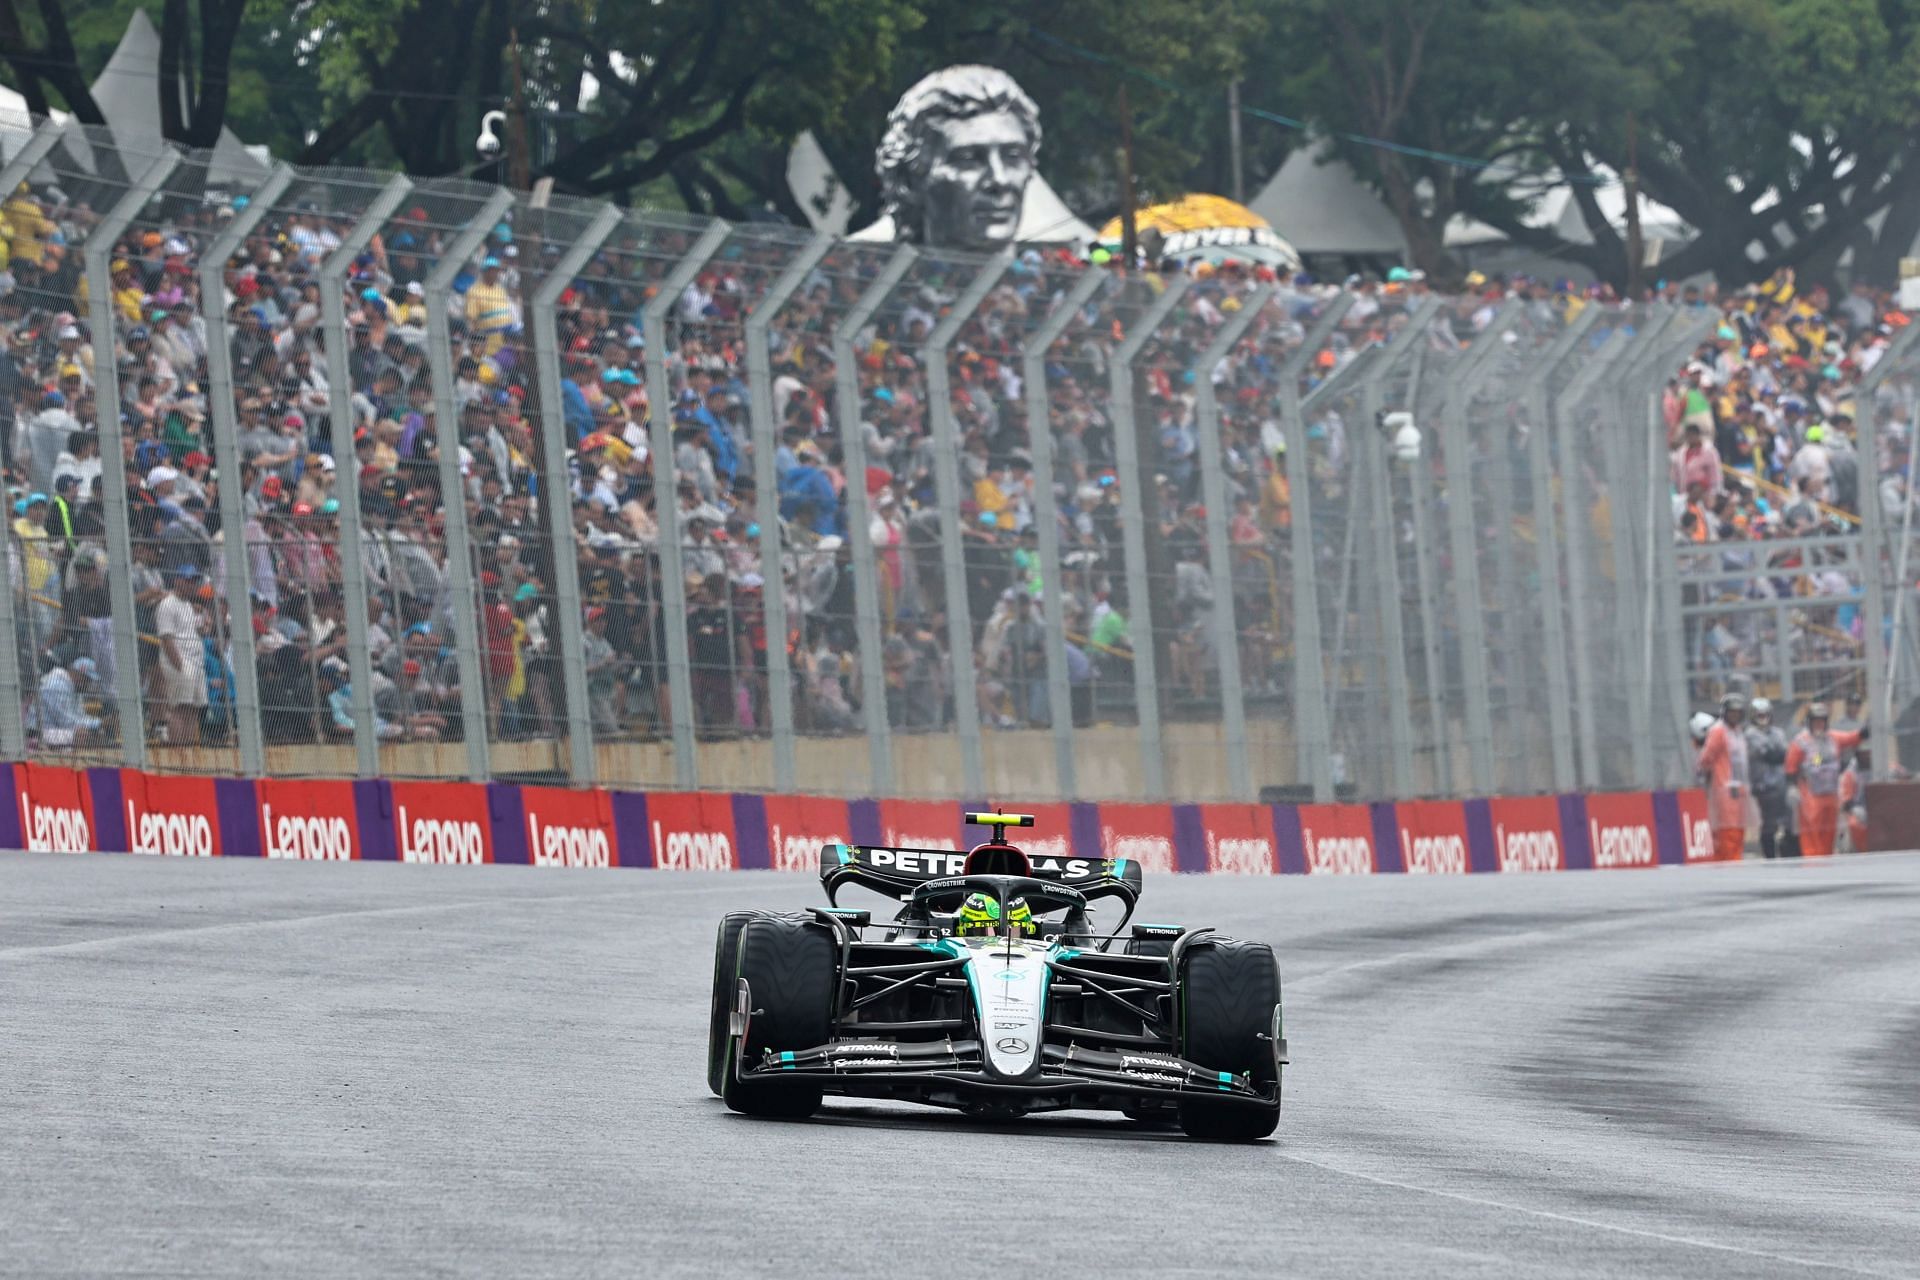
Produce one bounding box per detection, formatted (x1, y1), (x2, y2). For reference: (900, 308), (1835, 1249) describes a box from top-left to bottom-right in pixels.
(707, 812), (1285, 1140)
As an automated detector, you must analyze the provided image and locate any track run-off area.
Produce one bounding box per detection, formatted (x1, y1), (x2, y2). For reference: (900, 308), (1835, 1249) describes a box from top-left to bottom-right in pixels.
(4, 850), (1919, 1278)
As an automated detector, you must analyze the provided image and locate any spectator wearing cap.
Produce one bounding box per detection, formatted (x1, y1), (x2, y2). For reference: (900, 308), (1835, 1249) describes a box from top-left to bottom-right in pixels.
(13, 491), (58, 636)
(465, 256), (515, 355)
(36, 654), (103, 747)
(21, 388), (79, 498)
(155, 564), (208, 745)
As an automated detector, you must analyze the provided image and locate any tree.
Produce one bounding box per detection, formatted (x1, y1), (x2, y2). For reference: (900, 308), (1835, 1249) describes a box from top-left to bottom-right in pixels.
(1507, 0), (1920, 288)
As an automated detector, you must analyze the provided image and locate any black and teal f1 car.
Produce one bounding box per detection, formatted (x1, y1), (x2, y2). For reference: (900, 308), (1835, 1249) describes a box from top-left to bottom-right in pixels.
(707, 813), (1286, 1140)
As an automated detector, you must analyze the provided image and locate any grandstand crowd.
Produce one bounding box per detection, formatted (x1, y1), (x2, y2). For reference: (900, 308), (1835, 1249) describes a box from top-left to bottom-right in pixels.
(3, 155), (1912, 755)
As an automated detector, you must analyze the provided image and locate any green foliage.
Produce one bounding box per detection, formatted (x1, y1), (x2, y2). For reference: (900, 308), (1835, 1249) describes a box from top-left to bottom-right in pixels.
(9, 0), (1920, 284)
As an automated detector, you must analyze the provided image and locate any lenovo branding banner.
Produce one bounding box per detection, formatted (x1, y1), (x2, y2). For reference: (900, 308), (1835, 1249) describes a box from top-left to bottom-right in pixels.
(119, 769), (221, 857)
(760, 795), (853, 872)
(519, 785), (619, 869)
(2, 763), (1735, 877)
(1095, 803), (1179, 874)
(1291, 804), (1378, 875)
(13, 762), (96, 853)
(875, 800), (963, 852)
(1584, 792), (1659, 870)
(257, 779), (361, 861)
(641, 791), (739, 869)
(1392, 800), (1471, 875)
(389, 781), (492, 865)
(1669, 789), (1724, 864)
(1485, 796), (1567, 872)
(1189, 805), (1278, 875)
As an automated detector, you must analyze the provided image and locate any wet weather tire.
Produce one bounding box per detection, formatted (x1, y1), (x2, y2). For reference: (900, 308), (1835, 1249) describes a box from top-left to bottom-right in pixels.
(1178, 939), (1282, 1141)
(707, 911), (761, 1096)
(721, 916), (837, 1119)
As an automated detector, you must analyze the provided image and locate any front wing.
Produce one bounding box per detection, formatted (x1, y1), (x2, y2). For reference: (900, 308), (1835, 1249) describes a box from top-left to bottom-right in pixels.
(730, 979), (1286, 1115)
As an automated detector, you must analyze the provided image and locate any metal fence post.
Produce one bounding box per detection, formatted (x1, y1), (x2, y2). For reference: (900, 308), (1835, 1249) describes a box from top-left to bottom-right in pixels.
(925, 253), (1012, 797)
(423, 186), (514, 781)
(199, 163), (293, 778)
(1406, 362), (1450, 792)
(320, 174), (411, 777)
(1367, 298), (1444, 795)
(87, 148), (179, 768)
(1191, 283), (1274, 801)
(1859, 322), (1920, 768)
(0, 123), (64, 760)
(833, 246), (918, 794)
(1554, 324), (1624, 788)
(1022, 267), (1107, 797)
(642, 219), (730, 788)
(531, 201), (622, 787)
(1437, 304), (1523, 794)
(746, 232), (833, 791)
(1109, 278), (1190, 798)
(1279, 297), (1353, 801)
(1650, 317), (1714, 777)
(1520, 304), (1601, 793)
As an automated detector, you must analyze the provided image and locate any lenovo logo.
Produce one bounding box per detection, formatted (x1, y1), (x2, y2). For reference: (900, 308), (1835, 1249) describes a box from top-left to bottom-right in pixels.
(263, 805), (353, 860)
(1207, 833), (1273, 875)
(654, 822), (731, 870)
(1590, 819), (1654, 869)
(1303, 827), (1371, 874)
(1400, 831), (1466, 875)
(772, 825), (840, 872)
(1682, 816), (1713, 863)
(528, 815), (611, 869)
(398, 805), (484, 864)
(1102, 828), (1175, 873)
(1495, 824), (1560, 873)
(128, 802), (213, 857)
(20, 796), (89, 853)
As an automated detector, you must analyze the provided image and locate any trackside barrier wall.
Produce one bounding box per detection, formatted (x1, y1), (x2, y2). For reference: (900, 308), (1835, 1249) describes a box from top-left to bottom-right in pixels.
(2, 760), (1731, 871)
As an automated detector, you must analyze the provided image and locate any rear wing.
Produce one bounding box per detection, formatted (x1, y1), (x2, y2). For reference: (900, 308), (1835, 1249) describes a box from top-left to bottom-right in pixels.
(819, 842), (1143, 907)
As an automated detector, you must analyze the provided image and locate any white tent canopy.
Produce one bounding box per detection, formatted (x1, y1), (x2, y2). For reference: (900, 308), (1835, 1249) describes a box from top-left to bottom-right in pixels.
(1251, 143), (1406, 257)
(84, 9), (270, 186)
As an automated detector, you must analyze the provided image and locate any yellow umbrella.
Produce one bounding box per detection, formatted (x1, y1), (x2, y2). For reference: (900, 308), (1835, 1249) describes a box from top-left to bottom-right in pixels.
(1097, 194), (1301, 270)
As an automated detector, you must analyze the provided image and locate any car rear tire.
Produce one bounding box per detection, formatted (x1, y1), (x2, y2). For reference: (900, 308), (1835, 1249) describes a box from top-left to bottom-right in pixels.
(707, 911), (761, 1096)
(721, 916), (837, 1119)
(1177, 939), (1282, 1141)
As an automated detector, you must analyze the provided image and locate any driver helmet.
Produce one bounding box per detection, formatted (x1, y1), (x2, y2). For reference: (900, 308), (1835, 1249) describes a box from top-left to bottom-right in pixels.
(1689, 711), (1716, 744)
(954, 891), (1036, 938)
(1751, 696), (1772, 721)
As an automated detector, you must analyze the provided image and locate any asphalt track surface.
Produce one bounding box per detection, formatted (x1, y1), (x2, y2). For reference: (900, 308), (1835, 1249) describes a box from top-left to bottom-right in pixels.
(5, 852), (1920, 1278)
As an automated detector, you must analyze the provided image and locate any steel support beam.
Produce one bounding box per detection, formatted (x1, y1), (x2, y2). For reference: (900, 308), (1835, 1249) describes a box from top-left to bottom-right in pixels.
(642, 219), (731, 787)
(1020, 267), (1107, 797)
(744, 232), (834, 792)
(1518, 303), (1601, 793)
(320, 173), (412, 776)
(1277, 297), (1353, 801)
(423, 187), (516, 781)
(199, 163), (294, 778)
(530, 201), (622, 786)
(832, 246), (918, 794)
(1191, 284), (1274, 800)
(925, 253), (1012, 797)
(1108, 278), (1192, 799)
(0, 122), (65, 760)
(87, 148), (180, 768)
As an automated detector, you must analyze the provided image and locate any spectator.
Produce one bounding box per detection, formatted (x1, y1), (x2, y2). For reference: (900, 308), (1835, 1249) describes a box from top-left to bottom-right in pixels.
(36, 654), (103, 747)
(155, 564), (208, 746)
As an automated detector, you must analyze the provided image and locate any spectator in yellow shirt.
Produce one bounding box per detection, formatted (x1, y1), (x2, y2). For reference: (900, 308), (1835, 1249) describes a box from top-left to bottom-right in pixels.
(464, 256), (515, 354)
